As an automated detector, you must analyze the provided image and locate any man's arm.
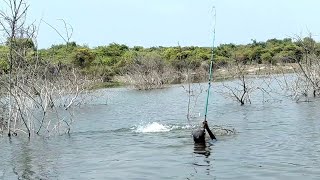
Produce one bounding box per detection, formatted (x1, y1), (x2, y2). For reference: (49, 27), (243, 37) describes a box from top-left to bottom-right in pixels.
(203, 121), (216, 140)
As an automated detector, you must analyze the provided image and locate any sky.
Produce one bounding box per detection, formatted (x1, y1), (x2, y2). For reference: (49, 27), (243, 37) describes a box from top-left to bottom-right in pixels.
(4, 0), (320, 48)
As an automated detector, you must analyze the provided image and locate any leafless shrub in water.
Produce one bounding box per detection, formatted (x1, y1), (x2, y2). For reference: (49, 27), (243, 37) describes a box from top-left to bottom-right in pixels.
(0, 0), (93, 138)
(275, 35), (320, 102)
(217, 59), (255, 105)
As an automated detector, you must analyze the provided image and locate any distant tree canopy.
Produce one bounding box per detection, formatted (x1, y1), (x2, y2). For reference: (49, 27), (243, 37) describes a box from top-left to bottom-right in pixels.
(0, 37), (316, 80)
(6, 38), (36, 50)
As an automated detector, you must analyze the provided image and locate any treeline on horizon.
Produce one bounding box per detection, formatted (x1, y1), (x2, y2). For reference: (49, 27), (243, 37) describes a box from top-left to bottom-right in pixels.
(0, 37), (318, 82)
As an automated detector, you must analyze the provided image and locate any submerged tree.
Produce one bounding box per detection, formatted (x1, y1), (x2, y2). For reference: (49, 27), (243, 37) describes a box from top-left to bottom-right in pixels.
(218, 58), (254, 105)
(288, 36), (320, 101)
(178, 44), (205, 123)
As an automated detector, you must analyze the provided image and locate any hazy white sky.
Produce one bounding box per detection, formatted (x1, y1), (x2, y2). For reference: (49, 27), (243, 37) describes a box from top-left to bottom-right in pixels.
(12, 0), (320, 48)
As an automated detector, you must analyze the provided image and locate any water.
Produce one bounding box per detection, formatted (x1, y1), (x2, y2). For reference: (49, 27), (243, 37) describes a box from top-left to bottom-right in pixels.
(1, 80), (320, 179)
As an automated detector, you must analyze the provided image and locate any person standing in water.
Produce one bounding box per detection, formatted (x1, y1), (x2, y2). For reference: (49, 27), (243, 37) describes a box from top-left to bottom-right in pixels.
(192, 120), (216, 144)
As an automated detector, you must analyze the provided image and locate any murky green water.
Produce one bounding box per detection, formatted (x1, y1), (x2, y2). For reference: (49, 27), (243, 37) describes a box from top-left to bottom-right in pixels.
(1, 80), (320, 179)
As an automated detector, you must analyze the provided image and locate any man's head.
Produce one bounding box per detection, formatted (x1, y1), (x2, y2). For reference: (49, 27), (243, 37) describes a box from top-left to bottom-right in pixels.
(192, 129), (206, 143)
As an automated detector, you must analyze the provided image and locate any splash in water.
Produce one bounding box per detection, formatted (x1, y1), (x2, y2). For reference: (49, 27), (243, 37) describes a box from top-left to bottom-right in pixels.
(134, 122), (193, 133)
(133, 122), (235, 135)
(135, 122), (171, 133)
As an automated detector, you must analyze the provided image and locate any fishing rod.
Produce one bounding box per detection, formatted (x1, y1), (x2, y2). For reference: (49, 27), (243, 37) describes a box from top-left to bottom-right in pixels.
(204, 7), (216, 122)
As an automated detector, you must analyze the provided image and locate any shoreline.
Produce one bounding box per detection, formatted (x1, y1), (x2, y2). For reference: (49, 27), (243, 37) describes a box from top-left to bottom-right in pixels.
(92, 63), (298, 90)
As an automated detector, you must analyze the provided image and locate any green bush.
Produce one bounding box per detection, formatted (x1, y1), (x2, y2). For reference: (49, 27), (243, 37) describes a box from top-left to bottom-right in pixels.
(73, 48), (95, 67)
(261, 52), (273, 64)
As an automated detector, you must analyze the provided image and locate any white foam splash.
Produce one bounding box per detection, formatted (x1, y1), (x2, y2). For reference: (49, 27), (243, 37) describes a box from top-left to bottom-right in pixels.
(135, 122), (171, 133)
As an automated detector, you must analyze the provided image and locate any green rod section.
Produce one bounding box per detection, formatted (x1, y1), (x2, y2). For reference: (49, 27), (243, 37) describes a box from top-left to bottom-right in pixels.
(204, 7), (216, 121)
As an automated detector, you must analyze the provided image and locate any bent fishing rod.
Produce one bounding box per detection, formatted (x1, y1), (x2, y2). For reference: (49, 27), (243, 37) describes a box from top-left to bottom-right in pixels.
(204, 7), (216, 122)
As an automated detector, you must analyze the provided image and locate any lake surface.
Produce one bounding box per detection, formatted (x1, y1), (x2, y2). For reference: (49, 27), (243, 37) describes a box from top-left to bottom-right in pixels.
(1, 80), (320, 180)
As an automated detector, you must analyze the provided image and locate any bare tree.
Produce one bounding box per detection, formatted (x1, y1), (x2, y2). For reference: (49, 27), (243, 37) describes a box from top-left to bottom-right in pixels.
(0, 0), (30, 136)
(0, 0), (93, 138)
(124, 52), (177, 90)
(177, 44), (205, 123)
(181, 82), (204, 123)
(293, 36), (320, 99)
(218, 59), (254, 105)
(275, 35), (320, 102)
